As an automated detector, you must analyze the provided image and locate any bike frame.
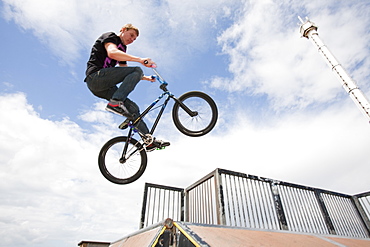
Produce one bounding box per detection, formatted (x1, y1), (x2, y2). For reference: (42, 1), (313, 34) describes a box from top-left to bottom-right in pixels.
(121, 69), (198, 154)
(132, 89), (173, 136)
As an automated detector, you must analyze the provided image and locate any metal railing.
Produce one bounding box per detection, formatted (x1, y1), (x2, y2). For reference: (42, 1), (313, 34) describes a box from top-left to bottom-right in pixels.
(140, 183), (184, 229)
(353, 191), (370, 233)
(140, 168), (370, 238)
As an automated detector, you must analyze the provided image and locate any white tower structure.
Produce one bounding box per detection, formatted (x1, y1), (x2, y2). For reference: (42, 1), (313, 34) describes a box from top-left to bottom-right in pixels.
(298, 17), (370, 123)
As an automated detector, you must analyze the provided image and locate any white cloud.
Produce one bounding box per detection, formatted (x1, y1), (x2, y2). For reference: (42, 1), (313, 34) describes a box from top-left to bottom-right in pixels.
(1, 0), (239, 70)
(210, 0), (370, 110)
(2, 0), (87, 65)
(164, 99), (370, 195)
(0, 93), (149, 246)
(3, 0), (369, 103)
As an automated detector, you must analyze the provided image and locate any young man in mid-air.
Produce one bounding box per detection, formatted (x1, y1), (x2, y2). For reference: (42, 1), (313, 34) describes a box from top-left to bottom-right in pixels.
(84, 23), (170, 151)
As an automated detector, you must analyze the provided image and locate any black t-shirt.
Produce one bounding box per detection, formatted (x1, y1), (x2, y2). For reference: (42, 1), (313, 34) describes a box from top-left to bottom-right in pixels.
(85, 32), (127, 80)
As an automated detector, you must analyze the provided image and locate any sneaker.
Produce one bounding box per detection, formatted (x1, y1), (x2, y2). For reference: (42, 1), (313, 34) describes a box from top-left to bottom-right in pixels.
(106, 100), (133, 119)
(146, 138), (170, 152)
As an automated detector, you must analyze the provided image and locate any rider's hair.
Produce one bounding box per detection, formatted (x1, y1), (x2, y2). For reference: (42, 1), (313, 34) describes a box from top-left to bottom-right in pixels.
(120, 24), (139, 36)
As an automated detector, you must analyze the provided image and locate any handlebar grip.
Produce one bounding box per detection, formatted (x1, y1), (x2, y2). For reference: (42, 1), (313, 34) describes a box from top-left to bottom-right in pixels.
(143, 60), (157, 68)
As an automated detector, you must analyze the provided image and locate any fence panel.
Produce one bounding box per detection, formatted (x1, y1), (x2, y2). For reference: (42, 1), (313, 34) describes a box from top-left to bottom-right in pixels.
(186, 172), (219, 225)
(140, 183), (184, 229)
(322, 192), (369, 238)
(220, 172), (280, 230)
(356, 192), (370, 231)
(140, 169), (370, 238)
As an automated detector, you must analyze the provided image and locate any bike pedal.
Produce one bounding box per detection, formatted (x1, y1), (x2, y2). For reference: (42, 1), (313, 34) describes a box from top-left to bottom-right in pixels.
(118, 119), (130, 129)
(157, 146), (166, 150)
(118, 123), (128, 129)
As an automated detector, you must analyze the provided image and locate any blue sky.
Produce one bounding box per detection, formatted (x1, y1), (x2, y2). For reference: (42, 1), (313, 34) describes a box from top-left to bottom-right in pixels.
(1, 0), (370, 246)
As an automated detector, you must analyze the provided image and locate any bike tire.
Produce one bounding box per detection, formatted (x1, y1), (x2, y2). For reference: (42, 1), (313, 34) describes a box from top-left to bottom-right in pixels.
(98, 136), (147, 185)
(172, 91), (218, 137)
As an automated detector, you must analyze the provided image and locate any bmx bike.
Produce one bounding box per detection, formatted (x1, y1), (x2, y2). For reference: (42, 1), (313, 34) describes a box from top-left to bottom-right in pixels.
(98, 67), (218, 184)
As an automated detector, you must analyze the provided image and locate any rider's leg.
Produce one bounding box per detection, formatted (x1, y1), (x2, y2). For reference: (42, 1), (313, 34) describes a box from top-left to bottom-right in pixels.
(111, 67), (143, 101)
(124, 98), (149, 134)
(88, 86), (117, 101)
(85, 66), (143, 101)
(85, 67), (143, 117)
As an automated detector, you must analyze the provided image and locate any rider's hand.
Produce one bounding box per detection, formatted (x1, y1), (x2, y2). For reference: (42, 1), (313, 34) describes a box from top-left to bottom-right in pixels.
(140, 58), (156, 68)
(142, 75), (156, 82)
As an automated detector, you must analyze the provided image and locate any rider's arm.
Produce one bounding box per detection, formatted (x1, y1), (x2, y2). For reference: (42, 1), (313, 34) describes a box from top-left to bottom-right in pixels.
(105, 42), (154, 67)
(142, 75), (155, 82)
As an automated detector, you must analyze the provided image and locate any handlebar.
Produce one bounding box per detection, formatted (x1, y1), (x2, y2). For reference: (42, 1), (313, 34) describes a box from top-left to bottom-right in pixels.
(152, 72), (168, 91)
(144, 60), (168, 91)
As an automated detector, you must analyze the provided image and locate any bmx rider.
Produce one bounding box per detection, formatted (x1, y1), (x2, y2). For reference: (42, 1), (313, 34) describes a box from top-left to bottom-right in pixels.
(84, 23), (170, 151)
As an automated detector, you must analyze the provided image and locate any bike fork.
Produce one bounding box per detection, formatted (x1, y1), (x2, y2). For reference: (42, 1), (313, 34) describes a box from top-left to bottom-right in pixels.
(119, 128), (134, 163)
(122, 125), (153, 158)
(171, 96), (198, 117)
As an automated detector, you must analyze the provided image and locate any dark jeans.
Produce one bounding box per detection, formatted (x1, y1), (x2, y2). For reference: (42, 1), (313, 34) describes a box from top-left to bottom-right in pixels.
(85, 66), (149, 134)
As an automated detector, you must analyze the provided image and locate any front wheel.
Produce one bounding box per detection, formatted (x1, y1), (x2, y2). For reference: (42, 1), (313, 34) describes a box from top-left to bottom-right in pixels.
(172, 91), (218, 137)
(98, 136), (147, 185)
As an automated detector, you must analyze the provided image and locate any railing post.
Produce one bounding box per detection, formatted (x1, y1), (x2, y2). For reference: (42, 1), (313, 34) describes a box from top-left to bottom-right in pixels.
(314, 190), (336, 235)
(140, 183), (150, 229)
(352, 193), (370, 237)
(214, 169), (226, 225)
(270, 182), (289, 231)
(181, 189), (185, 222)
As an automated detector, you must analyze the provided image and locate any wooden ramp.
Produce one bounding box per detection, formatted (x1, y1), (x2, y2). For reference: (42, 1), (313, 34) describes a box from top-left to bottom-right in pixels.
(109, 219), (370, 247)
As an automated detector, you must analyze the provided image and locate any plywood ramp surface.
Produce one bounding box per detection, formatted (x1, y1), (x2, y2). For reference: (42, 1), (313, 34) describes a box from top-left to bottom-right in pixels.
(108, 222), (370, 247)
(109, 227), (159, 247)
(188, 225), (370, 247)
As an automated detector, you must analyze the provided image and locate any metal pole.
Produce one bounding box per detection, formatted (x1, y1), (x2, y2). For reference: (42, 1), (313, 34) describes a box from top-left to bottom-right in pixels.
(299, 17), (370, 123)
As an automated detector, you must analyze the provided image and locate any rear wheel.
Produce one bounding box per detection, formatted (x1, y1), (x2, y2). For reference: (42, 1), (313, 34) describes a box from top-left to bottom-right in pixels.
(172, 91), (218, 137)
(98, 136), (147, 184)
